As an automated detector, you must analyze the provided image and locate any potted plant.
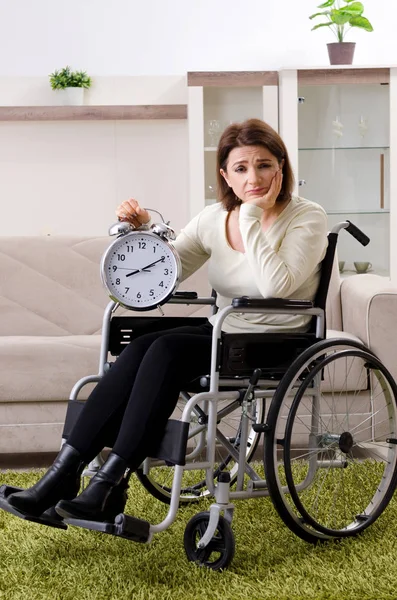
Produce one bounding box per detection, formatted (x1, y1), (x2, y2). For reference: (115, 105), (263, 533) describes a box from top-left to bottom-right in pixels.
(49, 66), (92, 106)
(309, 0), (374, 65)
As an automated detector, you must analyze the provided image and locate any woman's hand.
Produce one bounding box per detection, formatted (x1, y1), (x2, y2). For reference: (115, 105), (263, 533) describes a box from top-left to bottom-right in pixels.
(116, 199), (151, 229)
(246, 169), (283, 211)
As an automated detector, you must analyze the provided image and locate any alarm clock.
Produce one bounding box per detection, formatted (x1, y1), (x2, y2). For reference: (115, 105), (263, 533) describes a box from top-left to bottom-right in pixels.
(100, 220), (181, 310)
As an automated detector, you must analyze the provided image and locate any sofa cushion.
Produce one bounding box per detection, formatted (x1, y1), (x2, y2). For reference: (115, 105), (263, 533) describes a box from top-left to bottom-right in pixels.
(0, 237), (213, 404)
(0, 237), (110, 336)
(0, 236), (213, 337)
(326, 329), (364, 345)
(0, 335), (102, 402)
(322, 329), (367, 392)
(340, 274), (397, 382)
(0, 401), (68, 454)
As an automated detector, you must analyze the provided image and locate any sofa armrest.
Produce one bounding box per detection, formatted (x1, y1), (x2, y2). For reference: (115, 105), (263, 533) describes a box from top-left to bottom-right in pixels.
(341, 274), (397, 381)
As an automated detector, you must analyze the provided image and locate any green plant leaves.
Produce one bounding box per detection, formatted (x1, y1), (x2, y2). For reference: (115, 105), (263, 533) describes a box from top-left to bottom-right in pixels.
(49, 66), (92, 90)
(310, 0), (374, 39)
(311, 22), (333, 31)
(309, 10), (331, 19)
(341, 1), (364, 15)
(349, 15), (374, 31)
(331, 9), (352, 24)
(330, 2), (364, 24)
(317, 0), (335, 8)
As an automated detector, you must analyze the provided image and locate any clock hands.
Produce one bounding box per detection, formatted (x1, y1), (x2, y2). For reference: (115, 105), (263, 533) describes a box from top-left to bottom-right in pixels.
(125, 268), (151, 277)
(125, 268), (140, 277)
(140, 256), (165, 271)
(125, 256), (165, 278)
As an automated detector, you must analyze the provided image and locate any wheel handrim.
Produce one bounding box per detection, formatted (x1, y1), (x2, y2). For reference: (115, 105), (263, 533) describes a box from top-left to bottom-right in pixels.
(284, 349), (397, 535)
(264, 339), (389, 542)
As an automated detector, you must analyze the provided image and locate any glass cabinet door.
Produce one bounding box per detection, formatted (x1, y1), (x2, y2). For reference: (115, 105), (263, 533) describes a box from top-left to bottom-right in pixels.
(187, 72), (278, 218)
(297, 75), (390, 276)
(203, 86), (264, 206)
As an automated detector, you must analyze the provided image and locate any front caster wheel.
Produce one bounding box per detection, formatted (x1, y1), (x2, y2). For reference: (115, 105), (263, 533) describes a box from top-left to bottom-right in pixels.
(183, 511), (235, 571)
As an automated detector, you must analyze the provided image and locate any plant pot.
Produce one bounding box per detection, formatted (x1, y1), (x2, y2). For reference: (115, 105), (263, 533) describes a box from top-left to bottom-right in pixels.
(55, 87), (85, 106)
(327, 42), (356, 66)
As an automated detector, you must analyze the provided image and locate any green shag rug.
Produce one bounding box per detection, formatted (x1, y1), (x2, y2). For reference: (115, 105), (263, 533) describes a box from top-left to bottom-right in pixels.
(0, 467), (396, 600)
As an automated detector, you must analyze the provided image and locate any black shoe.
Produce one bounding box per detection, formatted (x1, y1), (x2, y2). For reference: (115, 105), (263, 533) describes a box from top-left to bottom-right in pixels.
(41, 505), (65, 523)
(7, 444), (85, 517)
(56, 453), (128, 522)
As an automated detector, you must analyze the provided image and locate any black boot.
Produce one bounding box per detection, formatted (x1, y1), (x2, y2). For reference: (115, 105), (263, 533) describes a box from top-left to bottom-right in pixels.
(7, 444), (85, 517)
(55, 452), (129, 522)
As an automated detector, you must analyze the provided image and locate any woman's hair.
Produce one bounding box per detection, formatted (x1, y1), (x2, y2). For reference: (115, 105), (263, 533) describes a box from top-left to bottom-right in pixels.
(216, 118), (295, 212)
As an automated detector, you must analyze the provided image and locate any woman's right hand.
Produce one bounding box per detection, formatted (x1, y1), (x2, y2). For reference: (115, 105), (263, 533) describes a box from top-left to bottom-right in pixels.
(116, 199), (151, 229)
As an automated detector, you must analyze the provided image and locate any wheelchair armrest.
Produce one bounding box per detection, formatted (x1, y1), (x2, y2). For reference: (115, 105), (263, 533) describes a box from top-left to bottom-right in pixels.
(231, 296), (314, 310)
(172, 291), (199, 300)
(168, 292), (216, 305)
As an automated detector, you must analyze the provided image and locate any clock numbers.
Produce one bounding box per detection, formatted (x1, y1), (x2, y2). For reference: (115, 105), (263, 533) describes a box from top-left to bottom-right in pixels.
(103, 232), (179, 309)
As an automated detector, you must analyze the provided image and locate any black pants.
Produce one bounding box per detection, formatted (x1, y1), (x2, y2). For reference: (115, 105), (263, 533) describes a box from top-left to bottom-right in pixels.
(67, 320), (213, 470)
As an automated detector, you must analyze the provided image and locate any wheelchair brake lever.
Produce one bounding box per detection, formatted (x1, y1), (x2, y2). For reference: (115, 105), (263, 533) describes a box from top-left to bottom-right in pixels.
(241, 369), (262, 405)
(249, 369), (262, 387)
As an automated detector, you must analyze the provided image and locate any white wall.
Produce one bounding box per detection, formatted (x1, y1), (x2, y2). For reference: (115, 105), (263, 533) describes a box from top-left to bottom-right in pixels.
(0, 119), (189, 236)
(0, 0), (393, 237)
(0, 76), (189, 236)
(0, 0), (392, 75)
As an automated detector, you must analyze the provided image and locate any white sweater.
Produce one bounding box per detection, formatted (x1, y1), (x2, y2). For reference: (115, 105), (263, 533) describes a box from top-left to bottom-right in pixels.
(173, 196), (328, 333)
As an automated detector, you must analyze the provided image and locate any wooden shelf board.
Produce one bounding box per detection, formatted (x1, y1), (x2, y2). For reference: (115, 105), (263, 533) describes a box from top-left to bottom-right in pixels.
(298, 67), (390, 85)
(0, 105), (188, 121)
(188, 71), (278, 87)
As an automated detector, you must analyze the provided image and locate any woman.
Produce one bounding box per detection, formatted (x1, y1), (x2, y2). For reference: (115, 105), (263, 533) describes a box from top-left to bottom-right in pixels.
(5, 118), (328, 523)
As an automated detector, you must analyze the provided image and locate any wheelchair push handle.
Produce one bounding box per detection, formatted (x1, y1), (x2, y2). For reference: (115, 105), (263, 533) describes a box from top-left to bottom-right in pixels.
(345, 220), (370, 247)
(332, 220), (370, 246)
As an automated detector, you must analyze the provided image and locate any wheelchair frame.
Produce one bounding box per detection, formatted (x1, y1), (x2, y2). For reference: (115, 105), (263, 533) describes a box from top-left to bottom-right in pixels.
(2, 220), (397, 571)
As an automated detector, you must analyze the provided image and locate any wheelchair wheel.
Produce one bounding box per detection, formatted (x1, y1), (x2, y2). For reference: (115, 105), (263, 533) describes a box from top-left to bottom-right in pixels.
(184, 511), (235, 570)
(136, 394), (265, 504)
(265, 339), (397, 542)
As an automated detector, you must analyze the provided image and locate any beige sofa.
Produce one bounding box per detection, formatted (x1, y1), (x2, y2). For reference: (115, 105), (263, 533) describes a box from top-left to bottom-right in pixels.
(0, 235), (396, 456)
(0, 236), (213, 456)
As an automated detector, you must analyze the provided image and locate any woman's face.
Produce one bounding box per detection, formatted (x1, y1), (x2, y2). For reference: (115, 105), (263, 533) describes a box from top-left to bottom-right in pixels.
(220, 145), (283, 203)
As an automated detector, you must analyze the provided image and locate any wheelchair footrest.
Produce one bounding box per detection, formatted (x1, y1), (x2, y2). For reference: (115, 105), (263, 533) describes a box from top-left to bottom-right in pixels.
(0, 485), (67, 530)
(64, 513), (150, 543)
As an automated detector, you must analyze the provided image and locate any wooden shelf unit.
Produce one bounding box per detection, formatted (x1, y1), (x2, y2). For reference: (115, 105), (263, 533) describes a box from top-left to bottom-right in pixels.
(188, 71), (278, 87)
(0, 104), (188, 121)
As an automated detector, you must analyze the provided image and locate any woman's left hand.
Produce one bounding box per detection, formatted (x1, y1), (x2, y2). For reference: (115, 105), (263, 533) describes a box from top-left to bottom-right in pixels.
(246, 169), (283, 211)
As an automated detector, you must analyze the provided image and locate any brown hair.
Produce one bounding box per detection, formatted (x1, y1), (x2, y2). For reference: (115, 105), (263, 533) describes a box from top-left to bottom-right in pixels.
(216, 118), (295, 212)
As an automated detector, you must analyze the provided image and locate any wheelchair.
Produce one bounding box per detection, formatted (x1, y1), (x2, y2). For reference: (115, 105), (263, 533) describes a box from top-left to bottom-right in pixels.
(1, 219), (397, 571)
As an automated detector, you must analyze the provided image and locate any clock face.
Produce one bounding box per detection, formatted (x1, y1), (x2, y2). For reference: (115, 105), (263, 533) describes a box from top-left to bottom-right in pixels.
(101, 232), (180, 310)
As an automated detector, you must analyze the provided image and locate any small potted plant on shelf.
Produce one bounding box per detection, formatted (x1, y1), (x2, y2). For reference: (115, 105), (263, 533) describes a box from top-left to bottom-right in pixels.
(49, 66), (92, 106)
(309, 0), (374, 65)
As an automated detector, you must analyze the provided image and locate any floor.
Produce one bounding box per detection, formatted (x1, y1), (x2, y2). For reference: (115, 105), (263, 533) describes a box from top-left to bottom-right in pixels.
(0, 452), (57, 472)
